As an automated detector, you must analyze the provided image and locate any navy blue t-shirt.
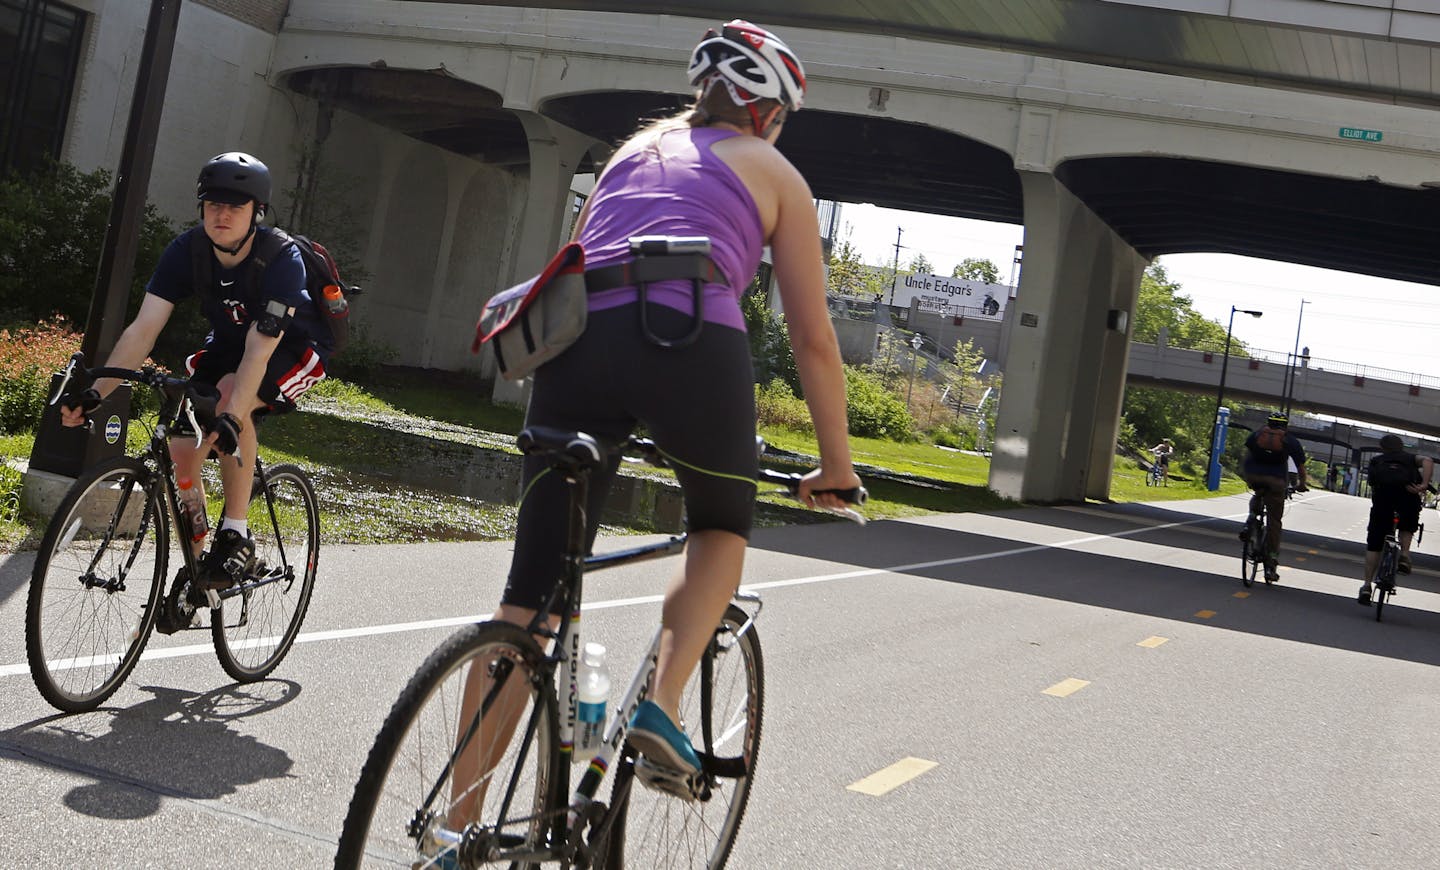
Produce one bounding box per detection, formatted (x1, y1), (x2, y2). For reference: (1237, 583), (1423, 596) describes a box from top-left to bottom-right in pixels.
(146, 226), (330, 356)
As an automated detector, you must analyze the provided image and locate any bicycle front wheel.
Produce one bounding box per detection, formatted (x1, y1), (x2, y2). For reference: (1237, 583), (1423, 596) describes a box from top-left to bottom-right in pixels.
(607, 603), (764, 870)
(337, 621), (559, 869)
(25, 457), (167, 713)
(212, 463), (319, 682)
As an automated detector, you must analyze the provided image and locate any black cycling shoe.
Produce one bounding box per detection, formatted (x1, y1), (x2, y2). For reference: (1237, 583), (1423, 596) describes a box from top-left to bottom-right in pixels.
(200, 528), (255, 590)
(155, 567), (200, 634)
(1357, 585), (1372, 605)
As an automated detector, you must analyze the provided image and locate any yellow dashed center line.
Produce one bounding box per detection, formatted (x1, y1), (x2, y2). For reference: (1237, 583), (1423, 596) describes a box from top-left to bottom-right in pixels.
(1137, 636), (1169, 648)
(1234, 591), (1251, 598)
(1043, 677), (1091, 697)
(847, 757), (939, 796)
(1194, 609), (1216, 619)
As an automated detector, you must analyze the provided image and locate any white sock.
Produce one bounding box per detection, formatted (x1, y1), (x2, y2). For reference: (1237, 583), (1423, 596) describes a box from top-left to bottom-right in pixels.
(219, 518), (248, 537)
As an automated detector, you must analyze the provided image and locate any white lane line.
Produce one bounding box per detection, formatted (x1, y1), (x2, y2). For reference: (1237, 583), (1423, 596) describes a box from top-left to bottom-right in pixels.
(0, 511), (1233, 679)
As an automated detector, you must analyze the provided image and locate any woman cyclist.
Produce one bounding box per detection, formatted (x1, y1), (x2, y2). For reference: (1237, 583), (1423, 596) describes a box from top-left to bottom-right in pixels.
(462, 19), (860, 806)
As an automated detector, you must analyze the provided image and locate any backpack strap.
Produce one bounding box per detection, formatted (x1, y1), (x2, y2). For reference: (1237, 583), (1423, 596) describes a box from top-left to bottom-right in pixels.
(189, 227), (291, 303)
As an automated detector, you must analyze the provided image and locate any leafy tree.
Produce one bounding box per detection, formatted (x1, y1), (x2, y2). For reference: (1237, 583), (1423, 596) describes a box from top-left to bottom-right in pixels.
(951, 257), (1000, 284)
(906, 253), (933, 276)
(1121, 261), (1250, 470)
(0, 160), (176, 330)
(1131, 262), (1232, 352)
(741, 289), (800, 395)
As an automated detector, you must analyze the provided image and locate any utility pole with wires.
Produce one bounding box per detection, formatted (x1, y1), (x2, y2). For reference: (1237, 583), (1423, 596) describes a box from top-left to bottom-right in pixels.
(887, 227), (906, 306)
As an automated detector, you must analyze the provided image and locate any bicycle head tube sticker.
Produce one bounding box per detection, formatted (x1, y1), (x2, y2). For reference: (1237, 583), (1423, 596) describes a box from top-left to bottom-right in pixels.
(104, 415), (122, 444)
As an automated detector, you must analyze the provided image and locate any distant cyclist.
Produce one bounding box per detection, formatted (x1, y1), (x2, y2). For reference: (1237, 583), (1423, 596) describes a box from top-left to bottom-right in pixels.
(1241, 412), (1308, 582)
(1357, 434), (1432, 604)
(1150, 438), (1174, 482)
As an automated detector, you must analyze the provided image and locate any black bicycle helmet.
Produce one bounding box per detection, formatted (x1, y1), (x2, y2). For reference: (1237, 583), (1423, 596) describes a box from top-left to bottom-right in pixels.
(687, 20), (807, 112)
(1267, 411), (1289, 428)
(196, 151), (271, 209)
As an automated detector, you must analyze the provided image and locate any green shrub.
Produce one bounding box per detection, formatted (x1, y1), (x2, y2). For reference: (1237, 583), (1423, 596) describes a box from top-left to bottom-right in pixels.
(930, 419), (976, 450)
(741, 291), (800, 395)
(755, 378), (812, 433)
(0, 318), (85, 433)
(0, 160), (175, 327)
(844, 366), (914, 441)
(325, 323), (397, 383)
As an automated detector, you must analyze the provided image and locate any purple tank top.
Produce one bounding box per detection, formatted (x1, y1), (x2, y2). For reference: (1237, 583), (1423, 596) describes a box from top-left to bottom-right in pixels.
(578, 126), (763, 332)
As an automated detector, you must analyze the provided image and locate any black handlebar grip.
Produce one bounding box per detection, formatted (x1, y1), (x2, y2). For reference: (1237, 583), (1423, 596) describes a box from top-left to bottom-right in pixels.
(815, 486), (867, 506)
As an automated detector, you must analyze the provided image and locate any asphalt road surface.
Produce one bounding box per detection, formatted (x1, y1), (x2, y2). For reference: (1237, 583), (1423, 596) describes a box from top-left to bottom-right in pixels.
(2, 489), (1437, 868)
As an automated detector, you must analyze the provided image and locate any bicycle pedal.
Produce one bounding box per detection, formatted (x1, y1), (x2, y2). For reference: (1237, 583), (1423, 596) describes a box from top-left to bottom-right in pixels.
(634, 757), (701, 802)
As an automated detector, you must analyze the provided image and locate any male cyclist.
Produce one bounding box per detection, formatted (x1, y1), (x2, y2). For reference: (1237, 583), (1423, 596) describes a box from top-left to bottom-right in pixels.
(1241, 412), (1308, 582)
(1357, 434), (1433, 604)
(60, 151), (331, 590)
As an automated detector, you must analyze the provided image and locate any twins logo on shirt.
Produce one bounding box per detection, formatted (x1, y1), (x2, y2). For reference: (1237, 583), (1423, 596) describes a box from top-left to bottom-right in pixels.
(221, 298), (249, 326)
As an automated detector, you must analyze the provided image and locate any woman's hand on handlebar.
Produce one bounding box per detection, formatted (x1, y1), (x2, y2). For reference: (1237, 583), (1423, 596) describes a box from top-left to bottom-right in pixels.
(798, 466), (864, 512)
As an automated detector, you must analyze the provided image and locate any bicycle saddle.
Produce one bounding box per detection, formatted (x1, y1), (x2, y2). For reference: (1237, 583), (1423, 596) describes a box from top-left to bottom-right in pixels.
(517, 426), (604, 469)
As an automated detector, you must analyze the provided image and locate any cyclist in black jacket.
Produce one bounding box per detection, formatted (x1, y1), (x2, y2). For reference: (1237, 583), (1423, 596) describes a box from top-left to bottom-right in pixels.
(1357, 434), (1432, 604)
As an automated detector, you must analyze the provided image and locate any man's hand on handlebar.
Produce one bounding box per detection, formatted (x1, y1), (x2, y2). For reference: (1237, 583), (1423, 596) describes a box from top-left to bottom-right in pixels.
(203, 412), (244, 459)
(58, 388), (102, 428)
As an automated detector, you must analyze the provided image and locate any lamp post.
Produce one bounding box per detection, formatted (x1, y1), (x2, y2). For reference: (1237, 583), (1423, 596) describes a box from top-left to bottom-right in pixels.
(1207, 305), (1263, 491)
(1282, 299), (1309, 415)
(905, 333), (923, 411)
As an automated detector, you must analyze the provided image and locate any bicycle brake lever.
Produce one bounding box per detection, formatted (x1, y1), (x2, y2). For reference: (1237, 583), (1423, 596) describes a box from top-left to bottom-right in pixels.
(49, 358), (78, 406)
(184, 402), (204, 450)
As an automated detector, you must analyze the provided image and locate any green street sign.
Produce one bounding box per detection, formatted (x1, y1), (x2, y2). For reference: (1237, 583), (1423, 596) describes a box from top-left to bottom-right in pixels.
(1339, 127), (1383, 142)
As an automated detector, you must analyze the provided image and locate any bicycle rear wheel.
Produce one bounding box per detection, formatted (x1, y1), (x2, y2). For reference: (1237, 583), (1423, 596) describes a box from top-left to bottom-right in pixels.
(337, 621), (558, 869)
(212, 463), (319, 682)
(1240, 520), (1260, 588)
(605, 603), (763, 870)
(1375, 548), (1397, 623)
(25, 457), (167, 713)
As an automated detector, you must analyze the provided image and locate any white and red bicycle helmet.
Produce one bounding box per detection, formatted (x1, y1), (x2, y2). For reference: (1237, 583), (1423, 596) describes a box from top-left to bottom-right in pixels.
(687, 20), (807, 113)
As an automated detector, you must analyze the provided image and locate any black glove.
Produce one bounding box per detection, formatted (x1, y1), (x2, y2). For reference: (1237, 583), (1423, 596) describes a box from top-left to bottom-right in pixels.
(61, 388), (102, 421)
(208, 412), (243, 456)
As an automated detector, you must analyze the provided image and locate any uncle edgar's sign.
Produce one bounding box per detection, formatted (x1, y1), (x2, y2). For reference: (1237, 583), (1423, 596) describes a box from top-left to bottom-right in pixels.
(891, 272), (1011, 319)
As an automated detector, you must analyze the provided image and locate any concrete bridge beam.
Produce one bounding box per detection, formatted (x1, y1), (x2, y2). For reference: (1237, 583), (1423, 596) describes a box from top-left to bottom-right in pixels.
(490, 109), (602, 406)
(989, 171), (1144, 502)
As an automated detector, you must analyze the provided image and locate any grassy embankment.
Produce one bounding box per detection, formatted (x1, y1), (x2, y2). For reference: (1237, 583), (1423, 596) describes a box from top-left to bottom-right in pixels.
(0, 372), (1248, 550)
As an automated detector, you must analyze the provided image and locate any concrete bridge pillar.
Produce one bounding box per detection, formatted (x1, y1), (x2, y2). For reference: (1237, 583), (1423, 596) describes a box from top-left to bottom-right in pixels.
(490, 110), (600, 405)
(989, 171), (1145, 502)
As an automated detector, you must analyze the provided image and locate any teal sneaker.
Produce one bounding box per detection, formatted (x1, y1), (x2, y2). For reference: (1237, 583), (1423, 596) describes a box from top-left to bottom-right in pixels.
(628, 700), (700, 774)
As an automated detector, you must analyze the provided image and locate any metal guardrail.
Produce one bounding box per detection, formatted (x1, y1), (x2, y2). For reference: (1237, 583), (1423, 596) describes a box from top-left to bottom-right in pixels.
(1240, 346), (1440, 391)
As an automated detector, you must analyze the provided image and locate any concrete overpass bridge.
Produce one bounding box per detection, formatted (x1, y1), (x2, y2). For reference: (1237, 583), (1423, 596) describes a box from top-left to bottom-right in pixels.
(266, 2), (1440, 504)
(68, 1), (1440, 502)
(1126, 340), (1440, 437)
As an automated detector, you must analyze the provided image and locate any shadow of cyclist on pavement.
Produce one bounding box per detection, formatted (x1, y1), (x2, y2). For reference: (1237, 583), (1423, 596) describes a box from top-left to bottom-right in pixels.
(0, 680), (298, 820)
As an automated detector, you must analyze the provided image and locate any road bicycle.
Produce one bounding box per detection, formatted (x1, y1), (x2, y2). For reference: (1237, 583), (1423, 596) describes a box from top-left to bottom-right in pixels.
(1369, 515), (1421, 622)
(25, 353), (320, 714)
(336, 426), (865, 869)
(1239, 499), (1270, 587)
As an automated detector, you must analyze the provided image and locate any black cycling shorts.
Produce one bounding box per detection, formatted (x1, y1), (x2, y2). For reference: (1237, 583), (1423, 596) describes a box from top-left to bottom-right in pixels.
(185, 340), (327, 417)
(1366, 490), (1421, 552)
(502, 304), (758, 613)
